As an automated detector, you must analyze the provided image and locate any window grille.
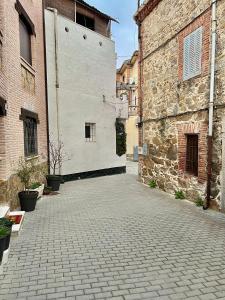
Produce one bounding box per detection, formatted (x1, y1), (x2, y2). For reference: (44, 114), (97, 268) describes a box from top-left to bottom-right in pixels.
(24, 117), (38, 157)
(186, 134), (198, 176)
(85, 123), (96, 142)
(183, 27), (203, 81)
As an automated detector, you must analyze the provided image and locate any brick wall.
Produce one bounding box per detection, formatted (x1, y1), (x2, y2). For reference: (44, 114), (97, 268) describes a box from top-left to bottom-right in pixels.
(178, 9), (211, 81)
(0, 0), (48, 207)
(177, 122), (208, 184)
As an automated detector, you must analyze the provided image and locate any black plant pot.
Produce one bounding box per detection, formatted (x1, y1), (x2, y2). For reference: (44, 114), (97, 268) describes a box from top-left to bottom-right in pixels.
(18, 191), (38, 212)
(0, 236), (5, 263)
(4, 227), (12, 250)
(0, 231), (11, 263)
(46, 175), (61, 191)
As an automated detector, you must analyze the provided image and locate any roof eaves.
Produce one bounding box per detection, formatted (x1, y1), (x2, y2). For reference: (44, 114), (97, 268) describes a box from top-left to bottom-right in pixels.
(134, 0), (162, 23)
(76, 0), (119, 23)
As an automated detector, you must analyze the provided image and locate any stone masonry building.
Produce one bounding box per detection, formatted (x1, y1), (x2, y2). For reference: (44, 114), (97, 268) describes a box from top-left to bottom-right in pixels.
(0, 0), (48, 208)
(135, 0), (225, 209)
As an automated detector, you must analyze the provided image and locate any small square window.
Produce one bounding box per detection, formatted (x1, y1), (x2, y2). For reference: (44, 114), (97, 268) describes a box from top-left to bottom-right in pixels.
(85, 123), (96, 142)
(186, 134), (198, 176)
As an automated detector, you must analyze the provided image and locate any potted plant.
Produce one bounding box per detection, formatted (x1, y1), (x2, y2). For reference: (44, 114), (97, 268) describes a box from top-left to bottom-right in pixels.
(0, 226), (11, 263)
(47, 140), (66, 191)
(0, 218), (13, 250)
(29, 182), (45, 199)
(16, 158), (39, 212)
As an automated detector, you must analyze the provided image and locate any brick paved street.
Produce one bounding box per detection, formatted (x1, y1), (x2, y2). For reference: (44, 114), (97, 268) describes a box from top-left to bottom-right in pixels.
(1, 164), (225, 300)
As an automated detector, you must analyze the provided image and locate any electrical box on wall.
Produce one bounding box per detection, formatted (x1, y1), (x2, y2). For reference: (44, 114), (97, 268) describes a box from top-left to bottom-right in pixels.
(138, 144), (148, 156)
(143, 143), (148, 156)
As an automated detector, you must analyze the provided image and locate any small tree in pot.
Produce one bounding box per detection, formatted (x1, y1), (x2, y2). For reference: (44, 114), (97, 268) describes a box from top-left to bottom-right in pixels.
(16, 158), (39, 212)
(47, 140), (66, 191)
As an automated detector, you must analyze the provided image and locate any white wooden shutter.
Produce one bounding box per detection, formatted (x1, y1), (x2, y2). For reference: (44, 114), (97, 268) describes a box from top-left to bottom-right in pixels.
(183, 27), (203, 80)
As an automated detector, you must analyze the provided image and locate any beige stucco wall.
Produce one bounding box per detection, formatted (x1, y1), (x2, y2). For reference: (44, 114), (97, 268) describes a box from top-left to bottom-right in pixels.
(126, 116), (138, 157)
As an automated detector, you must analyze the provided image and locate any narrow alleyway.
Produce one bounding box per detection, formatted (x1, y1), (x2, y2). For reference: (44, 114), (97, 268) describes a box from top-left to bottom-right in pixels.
(1, 166), (225, 300)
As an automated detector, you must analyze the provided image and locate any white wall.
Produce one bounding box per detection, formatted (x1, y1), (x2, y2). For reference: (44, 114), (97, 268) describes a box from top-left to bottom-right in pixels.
(45, 10), (125, 175)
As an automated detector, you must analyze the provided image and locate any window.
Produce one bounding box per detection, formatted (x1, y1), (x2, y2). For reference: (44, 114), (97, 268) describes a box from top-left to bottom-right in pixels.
(85, 123), (96, 142)
(186, 134), (198, 176)
(183, 27), (203, 80)
(76, 13), (95, 31)
(0, 31), (3, 70)
(19, 18), (32, 65)
(0, 97), (6, 117)
(24, 117), (38, 157)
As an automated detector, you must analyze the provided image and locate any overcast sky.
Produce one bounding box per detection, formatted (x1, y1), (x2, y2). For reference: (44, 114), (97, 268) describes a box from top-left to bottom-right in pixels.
(87, 0), (138, 68)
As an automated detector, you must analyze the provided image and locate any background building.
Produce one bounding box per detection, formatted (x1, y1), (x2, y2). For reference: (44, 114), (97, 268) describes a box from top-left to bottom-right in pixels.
(0, 0), (48, 208)
(45, 0), (126, 179)
(135, 0), (225, 209)
(117, 51), (139, 161)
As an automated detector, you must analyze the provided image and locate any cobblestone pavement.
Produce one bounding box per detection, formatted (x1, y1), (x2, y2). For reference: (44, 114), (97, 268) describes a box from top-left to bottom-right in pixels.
(1, 167), (225, 300)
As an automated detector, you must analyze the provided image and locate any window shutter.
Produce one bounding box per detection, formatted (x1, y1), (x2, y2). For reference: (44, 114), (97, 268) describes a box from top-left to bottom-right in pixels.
(194, 27), (203, 75)
(183, 27), (203, 80)
(183, 36), (190, 80)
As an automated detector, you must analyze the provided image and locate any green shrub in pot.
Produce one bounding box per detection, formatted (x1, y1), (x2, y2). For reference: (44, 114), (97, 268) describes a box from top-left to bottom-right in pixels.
(16, 157), (39, 212)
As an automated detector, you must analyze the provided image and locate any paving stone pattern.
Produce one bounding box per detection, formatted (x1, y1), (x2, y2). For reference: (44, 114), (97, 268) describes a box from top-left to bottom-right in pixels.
(1, 167), (225, 299)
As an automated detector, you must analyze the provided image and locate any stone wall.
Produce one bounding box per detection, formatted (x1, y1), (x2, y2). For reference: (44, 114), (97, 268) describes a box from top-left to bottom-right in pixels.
(0, 162), (48, 210)
(138, 0), (225, 209)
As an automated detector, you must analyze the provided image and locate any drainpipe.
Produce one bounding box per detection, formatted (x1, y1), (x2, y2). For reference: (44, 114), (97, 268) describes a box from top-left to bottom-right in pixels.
(204, 0), (217, 210)
(42, 0), (50, 174)
(46, 8), (60, 149)
(74, 0), (77, 23)
(137, 17), (143, 147)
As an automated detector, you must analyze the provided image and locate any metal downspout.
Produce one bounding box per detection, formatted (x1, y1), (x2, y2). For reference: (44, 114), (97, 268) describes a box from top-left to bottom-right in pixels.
(138, 17), (143, 147)
(204, 0), (217, 210)
(42, 0), (50, 174)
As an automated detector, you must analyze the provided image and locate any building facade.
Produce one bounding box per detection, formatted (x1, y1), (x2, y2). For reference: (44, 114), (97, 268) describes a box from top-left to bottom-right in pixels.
(44, 0), (126, 179)
(135, 0), (225, 209)
(117, 51), (139, 161)
(0, 0), (48, 208)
